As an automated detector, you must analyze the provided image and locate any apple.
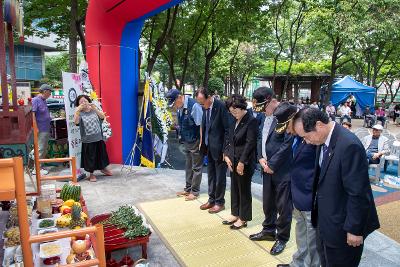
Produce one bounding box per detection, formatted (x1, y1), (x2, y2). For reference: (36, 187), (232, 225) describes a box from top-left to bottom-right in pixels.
(62, 207), (71, 215)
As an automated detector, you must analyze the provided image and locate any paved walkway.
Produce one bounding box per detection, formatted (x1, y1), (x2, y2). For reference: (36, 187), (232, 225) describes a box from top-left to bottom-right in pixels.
(71, 165), (400, 266)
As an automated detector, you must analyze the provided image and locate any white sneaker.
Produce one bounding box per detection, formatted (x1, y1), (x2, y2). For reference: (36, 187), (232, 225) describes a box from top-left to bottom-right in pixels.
(32, 169), (49, 175)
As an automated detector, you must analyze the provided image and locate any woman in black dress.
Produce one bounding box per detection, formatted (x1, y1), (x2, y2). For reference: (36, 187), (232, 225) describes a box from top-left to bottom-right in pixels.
(73, 95), (112, 182)
(222, 94), (258, 229)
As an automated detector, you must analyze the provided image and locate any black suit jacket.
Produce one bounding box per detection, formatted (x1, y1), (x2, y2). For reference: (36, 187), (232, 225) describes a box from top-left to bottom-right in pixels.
(257, 117), (294, 182)
(201, 98), (231, 160)
(224, 112), (258, 167)
(312, 123), (380, 248)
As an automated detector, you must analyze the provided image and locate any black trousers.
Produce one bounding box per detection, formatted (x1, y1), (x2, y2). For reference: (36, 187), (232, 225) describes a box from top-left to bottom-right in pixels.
(207, 151), (227, 205)
(230, 164), (254, 221)
(261, 173), (292, 242)
(317, 230), (363, 267)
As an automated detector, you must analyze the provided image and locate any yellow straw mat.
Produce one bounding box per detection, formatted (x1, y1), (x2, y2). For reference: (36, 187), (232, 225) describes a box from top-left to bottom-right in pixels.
(138, 193), (296, 267)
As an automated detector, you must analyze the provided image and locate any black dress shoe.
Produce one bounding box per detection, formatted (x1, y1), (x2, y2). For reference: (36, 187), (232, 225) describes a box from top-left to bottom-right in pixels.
(276, 264), (290, 267)
(270, 240), (286, 255)
(230, 222), (247, 230)
(249, 231), (276, 241)
(222, 219), (237, 225)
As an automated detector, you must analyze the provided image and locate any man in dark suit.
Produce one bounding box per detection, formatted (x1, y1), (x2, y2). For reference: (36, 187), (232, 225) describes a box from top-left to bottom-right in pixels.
(293, 108), (380, 267)
(196, 88), (230, 213)
(278, 113), (320, 267)
(249, 91), (294, 256)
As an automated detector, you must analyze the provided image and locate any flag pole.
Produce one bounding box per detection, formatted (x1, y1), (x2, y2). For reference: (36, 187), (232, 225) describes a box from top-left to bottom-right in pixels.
(121, 74), (148, 174)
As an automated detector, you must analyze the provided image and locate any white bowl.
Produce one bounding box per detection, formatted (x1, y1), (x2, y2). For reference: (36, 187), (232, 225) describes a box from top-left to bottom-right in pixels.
(37, 218), (55, 230)
(38, 227), (58, 235)
(39, 241), (62, 259)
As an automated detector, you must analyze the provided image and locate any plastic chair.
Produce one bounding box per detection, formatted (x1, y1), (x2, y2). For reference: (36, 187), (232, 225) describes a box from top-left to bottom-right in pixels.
(369, 160), (384, 182)
(382, 140), (400, 176)
(356, 131), (370, 140)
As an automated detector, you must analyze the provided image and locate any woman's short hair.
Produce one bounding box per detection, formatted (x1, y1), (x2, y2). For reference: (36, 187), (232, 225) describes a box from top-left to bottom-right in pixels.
(75, 95), (92, 107)
(225, 94), (247, 110)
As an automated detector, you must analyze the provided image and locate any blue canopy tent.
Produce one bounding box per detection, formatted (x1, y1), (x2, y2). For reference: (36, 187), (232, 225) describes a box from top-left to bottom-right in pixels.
(330, 76), (376, 112)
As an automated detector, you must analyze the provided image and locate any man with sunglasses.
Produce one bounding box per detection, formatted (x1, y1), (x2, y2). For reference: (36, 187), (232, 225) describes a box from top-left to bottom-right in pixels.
(249, 87), (294, 256)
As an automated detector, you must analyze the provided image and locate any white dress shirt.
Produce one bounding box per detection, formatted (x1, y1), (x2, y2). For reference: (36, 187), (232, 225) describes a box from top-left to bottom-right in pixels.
(319, 122), (335, 166)
(261, 116), (274, 159)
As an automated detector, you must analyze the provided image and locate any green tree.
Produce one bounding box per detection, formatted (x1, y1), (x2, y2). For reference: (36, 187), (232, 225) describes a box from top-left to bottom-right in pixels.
(208, 77), (224, 96)
(351, 0), (400, 89)
(42, 53), (70, 87)
(308, 0), (359, 105)
(24, 0), (88, 72)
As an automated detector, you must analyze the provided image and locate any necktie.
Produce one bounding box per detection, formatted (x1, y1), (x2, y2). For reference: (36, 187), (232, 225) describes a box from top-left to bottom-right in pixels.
(205, 108), (210, 146)
(313, 144), (329, 227)
(320, 144), (329, 167)
(292, 136), (301, 157)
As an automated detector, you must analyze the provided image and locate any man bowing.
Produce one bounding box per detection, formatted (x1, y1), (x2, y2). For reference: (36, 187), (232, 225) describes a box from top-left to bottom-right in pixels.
(293, 108), (380, 267)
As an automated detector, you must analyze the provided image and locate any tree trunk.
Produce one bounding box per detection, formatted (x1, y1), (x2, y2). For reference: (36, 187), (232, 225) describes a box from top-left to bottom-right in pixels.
(203, 43), (220, 87)
(203, 56), (212, 88)
(272, 1), (285, 88)
(366, 49), (371, 86)
(76, 16), (86, 60)
(283, 3), (304, 98)
(229, 42), (240, 95)
(146, 6), (178, 74)
(69, 0), (78, 72)
(168, 68), (173, 89)
(179, 45), (191, 92)
(325, 37), (341, 106)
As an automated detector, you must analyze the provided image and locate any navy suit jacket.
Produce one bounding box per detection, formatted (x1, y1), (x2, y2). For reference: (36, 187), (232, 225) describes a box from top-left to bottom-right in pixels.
(257, 117), (294, 182)
(291, 138), (316, 211)
(247, 108), (266, 126)
(201, 98), (231, 160)
(312, 123), (380, 248)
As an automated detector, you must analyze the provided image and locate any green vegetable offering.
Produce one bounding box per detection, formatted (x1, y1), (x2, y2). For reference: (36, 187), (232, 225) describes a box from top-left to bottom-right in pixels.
(39, 219), (54, 228)
(103, 205), (150, 239)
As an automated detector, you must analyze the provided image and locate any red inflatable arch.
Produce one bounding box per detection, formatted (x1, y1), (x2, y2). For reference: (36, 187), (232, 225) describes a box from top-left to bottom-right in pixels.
(85, 0), (184, 163)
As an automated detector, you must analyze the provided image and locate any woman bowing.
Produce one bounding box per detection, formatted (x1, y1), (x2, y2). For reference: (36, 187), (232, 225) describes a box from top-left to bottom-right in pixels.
(223, 94), (258, 229)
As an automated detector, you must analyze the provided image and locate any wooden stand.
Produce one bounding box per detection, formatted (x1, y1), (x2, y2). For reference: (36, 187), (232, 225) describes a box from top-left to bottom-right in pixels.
(0, 157), (107, 266)
(32, 113), (78, 196)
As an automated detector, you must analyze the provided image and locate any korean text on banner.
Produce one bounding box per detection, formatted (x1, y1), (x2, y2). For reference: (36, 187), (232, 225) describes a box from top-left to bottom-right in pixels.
(62, 72), (83, 169)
